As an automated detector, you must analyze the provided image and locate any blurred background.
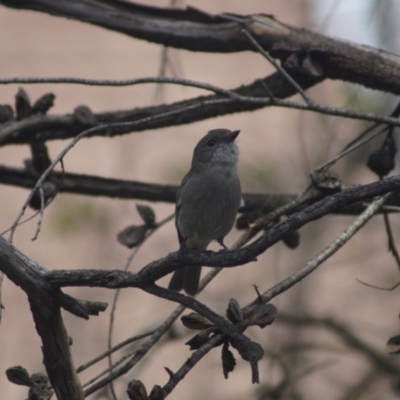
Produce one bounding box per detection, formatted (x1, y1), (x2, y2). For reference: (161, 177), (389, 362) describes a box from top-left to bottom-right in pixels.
(1, 1), (400, 399)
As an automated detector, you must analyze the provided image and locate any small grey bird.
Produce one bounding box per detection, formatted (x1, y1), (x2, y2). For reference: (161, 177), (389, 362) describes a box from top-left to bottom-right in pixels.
(168, 129), (242, 295)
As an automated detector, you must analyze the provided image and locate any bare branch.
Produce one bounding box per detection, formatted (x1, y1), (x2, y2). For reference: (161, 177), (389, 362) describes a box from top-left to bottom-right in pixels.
(2, 165), (400, 219)
(44, 174), (400, 289)
(83, 305), (186, 396)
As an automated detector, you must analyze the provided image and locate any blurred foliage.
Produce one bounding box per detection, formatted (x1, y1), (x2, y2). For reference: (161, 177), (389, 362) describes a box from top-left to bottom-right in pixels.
(50, 198), (111, 236)
(240, 161), (277, 191)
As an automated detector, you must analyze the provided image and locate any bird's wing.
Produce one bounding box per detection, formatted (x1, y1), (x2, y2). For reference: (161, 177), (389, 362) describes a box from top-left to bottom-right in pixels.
(175, 171), (191, 245)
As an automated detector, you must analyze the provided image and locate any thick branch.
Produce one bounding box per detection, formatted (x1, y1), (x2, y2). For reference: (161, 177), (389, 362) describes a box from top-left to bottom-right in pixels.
(44, 175), (400, 288)
(0, 239), (84, 399)
(1, 0), (400, 94)
(0, 164), (299, 218)
(0, 71), (319, 145)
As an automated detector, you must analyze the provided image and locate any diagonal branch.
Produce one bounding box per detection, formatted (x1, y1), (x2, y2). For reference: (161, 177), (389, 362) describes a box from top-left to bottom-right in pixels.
(244, 195), (387, 311)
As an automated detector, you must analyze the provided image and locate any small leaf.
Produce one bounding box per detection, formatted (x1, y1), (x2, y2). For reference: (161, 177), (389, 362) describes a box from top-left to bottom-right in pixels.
(222, 342), (236, 379)
(30, 142), (52, 173)
(15, 88), (32, 120)
(164, 367), (174, 379)
(6, 366), (32, 386)
(226, 298), (243, 323)
(282, 230), (300, 249)
(29, 182), (58, 211)
(136, 204), (156, 228)
(247, 303), (278, 328)
(185, 330), (211, 350)
(117, 225), (147, 248)
(367, 133), (397, 177)
(387, 335), (400, 354)
(127, 379), (148, 400)
(32, 93), (55, 114)
(73, 105), (97, 126)
(0, 104), (14, 123)
(149, 385), (163, 400)
(181, 313), (214, 330)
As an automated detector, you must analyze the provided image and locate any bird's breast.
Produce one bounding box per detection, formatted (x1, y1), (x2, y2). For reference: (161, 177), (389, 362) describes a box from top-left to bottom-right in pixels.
(177, 170), (241, 246)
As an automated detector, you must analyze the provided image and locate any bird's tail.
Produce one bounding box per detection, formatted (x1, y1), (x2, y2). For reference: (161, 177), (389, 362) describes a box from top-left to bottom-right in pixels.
(168, 265), (202, 296)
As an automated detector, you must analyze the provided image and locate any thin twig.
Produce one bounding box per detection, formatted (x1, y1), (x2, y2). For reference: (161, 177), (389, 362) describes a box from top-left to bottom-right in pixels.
(31, 186), (45, 241)
(162, 334), (223, 396)
(0, 271), (3, 323)
(242, 29), (312, 104)
(2, 76), (400, 148)
(193, 187), (318, 295)
(107, 213), (174, 397)
(82, 343), (145, 389)
(315, 125), (389, 172)
(154, 47), (169, 104)
(316, 100), (400, 172)
(107, 244), (140, 400)
(378, 205), (400, 212)
(0, 195), (57, 237)
(84, 304), (186, 396)
(234, 187), (318, 249)
(356, 279), (400, 291)
(0, 76), (245, 100)
(382, 211), (400, 270)
(76, 329), (155, 374)
(272, 98), (400, 127)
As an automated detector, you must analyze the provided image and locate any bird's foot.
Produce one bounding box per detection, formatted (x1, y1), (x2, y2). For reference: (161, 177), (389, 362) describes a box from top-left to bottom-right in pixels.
(217, 237), (229, 250)
(178, 239), (188, 261)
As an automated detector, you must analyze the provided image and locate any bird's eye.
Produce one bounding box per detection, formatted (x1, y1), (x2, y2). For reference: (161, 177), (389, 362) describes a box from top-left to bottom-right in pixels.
(207, 139), (216, 147)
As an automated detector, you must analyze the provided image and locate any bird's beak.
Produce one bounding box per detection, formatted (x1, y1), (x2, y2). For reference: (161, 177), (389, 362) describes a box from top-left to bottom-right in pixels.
(228, 130), (240, 142)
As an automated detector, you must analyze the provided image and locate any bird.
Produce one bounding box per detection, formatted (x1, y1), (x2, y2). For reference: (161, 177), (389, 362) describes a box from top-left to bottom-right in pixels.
(168, 129), (242, 295)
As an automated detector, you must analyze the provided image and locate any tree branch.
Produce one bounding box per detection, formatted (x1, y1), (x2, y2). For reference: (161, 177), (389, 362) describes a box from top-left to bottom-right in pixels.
(2, 165), (400, 219)
(0, 238), (85, 399)
(44, 174), (400, 288)
(0, 71), (319, 145)
(1, 0), (400, 94)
